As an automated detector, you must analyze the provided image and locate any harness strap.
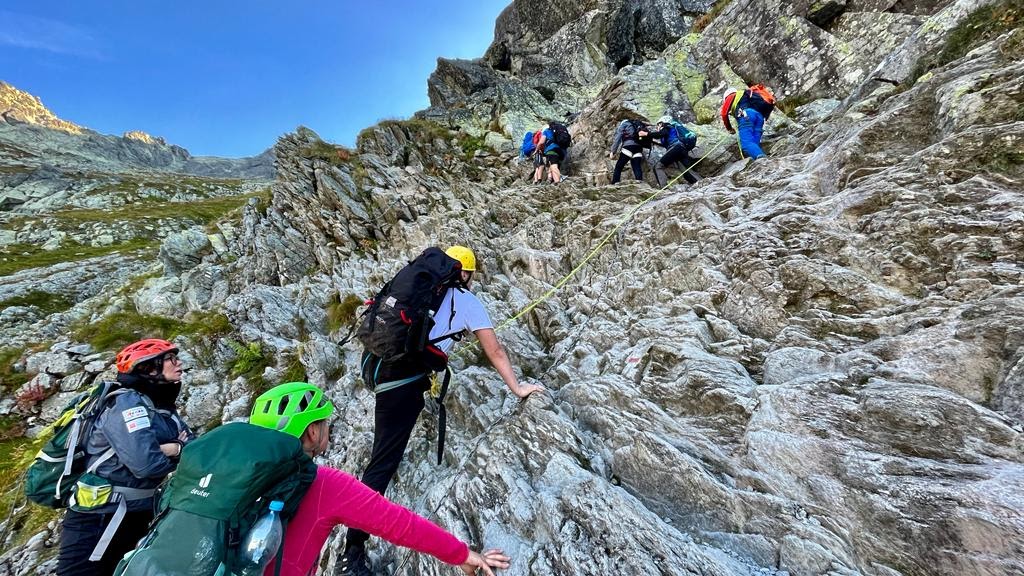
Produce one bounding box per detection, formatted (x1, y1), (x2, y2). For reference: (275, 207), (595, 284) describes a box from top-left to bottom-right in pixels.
(86, 448), (117, 474)
(87, 486), (157, 561)
(89, 498), (127, 561)
(435, 367), (452, 465)
(374, 374), (425, 394)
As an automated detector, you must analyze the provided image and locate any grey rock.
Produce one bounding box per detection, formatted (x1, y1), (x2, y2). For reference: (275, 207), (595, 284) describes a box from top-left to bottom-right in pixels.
(84, 360), (108, 374)
(24, 351), (80, 377)
(159, 228), (211, 276)
(183, 382), (224, 430)
(133, 275), (184, 317)
(763, 347), (837, 386)
(6, 2), (1024, 575)
(59, 371), (94, 393)
(66, 344), (93, 356)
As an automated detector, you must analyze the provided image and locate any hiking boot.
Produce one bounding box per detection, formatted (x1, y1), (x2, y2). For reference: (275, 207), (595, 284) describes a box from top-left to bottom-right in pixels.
(339, 547), (371, 576)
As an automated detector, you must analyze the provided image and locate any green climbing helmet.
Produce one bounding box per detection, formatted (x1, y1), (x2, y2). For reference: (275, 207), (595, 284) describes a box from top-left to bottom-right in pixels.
(249, 382), (334, 438)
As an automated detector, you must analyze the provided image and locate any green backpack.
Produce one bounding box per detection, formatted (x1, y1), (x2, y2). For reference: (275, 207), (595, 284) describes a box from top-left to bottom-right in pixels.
(24, 381), (125, 508)
(115, 422), (317, 576)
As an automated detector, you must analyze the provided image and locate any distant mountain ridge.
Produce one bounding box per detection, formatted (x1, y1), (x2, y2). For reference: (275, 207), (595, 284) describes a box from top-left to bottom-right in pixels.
(0, 80), (273, 180)
(0, 81), (84, 134)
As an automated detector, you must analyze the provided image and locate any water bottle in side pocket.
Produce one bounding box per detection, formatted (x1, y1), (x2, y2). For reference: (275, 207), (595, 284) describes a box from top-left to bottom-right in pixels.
(238, 500), (284, 575)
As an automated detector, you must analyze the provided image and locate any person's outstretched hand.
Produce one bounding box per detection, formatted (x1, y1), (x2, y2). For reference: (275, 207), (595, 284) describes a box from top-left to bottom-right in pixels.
(515, 381), (546, 399)
(461, 549), (511, 576)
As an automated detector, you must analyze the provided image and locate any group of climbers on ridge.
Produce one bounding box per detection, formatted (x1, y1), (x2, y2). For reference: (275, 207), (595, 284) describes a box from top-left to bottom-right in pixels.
(522, 120), (572, 184)
(521, 82), (776, 185)
(30, 246), (533, 576)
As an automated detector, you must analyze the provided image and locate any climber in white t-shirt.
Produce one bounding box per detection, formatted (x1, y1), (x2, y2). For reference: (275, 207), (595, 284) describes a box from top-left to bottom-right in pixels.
(341, 245), (544, 576)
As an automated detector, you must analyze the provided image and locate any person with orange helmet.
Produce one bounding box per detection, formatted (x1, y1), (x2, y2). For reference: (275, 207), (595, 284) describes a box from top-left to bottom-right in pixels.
(57, 338), (194, 576)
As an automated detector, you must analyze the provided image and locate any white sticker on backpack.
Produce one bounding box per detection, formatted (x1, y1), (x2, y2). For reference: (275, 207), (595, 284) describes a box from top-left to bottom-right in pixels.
(125, 416), (151, 433)
(122, 407), (147, 422)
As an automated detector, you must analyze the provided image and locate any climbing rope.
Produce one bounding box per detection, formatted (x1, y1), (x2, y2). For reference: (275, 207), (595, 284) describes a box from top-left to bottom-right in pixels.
(389, 133), (732, 574)
(487, 133), (730, 339)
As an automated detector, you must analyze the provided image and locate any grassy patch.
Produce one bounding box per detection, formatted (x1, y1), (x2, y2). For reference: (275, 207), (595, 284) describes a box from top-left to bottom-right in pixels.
(907, 0), (1023, 83)
(0, 238), (158, 277)
(195, 312), (233, 338)
(9, 193), (259, 230)
(457, 133), (490, 160)
(119, 269), (162, 296)
(984, 150), (1024, 175)
(0, 141), (37, 160)
(693, 0), (735, 33)
(0, 291), (74, 316)
(775, 95), (814, 118)
(86, 174), (248, 198)
(326, 292), (364, 332)
(299, 140), (353, 167)
(357, 118), (452, 150)
(0, 415), (26, 441)
(253, 187), (274, 216)
(226, 339), (274, 406)
(0, 164), (34, 175)
(280, 350), (307, 383)
(0, 437), (59, 549)
(227, 340), (270, 380)
(0, 348), (30, 393)
(71, 307), (233, 353)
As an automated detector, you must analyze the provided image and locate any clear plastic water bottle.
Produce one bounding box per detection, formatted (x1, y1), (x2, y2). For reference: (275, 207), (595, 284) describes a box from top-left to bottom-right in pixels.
(238, 500), (284, 576)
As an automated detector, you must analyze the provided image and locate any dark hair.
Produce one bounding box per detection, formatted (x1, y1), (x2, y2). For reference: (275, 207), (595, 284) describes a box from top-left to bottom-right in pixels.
(132, 357), (162, 376)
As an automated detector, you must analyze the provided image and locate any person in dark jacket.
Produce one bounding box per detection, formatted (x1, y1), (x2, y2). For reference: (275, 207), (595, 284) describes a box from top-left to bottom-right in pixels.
(647, 115), (701, 186)
(609, 119), (650, 184)
(57, 338), (194, 576)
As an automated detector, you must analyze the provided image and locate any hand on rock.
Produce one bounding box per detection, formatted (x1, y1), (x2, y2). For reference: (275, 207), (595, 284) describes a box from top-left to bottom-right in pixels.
(515, 381), (546, 398)
(461, 549), (510, 576)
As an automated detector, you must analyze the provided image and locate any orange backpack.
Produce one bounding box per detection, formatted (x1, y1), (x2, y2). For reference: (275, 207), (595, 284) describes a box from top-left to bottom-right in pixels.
(747, 84), (776, 106)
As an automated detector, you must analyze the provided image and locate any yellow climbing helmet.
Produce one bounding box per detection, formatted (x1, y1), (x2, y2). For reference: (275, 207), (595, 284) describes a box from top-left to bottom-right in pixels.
(445, 245), (476, 272)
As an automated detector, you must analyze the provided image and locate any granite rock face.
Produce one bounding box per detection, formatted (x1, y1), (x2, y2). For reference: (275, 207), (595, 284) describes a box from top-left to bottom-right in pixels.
(3, 2), (1023, 575)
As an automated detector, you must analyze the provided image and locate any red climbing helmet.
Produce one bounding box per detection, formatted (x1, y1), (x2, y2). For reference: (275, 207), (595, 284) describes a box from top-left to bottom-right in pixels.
(115, 338), (178, 374)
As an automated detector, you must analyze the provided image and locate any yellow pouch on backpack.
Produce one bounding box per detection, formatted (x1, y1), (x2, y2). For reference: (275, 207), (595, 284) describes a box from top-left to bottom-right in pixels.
(429, 372), (442, 398)
(70, 473), (113, 511)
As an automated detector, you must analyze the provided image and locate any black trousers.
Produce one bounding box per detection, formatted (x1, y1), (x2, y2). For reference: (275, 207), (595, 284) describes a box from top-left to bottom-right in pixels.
(612, 145), (644, 183)
(345, 377), (428, 552)
(656, 144), (700, 185)
(57, 508), (154, 576)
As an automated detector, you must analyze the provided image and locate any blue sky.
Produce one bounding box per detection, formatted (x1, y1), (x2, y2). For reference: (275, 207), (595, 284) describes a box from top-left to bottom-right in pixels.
(0, 1), (508, 157)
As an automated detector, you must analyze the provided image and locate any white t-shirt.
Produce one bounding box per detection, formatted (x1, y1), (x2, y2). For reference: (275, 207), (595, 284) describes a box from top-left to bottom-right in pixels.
(428, 287), (493, 354)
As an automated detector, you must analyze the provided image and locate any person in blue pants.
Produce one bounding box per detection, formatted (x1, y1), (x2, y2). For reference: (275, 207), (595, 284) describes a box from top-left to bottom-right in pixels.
(721, 84), (775, 160)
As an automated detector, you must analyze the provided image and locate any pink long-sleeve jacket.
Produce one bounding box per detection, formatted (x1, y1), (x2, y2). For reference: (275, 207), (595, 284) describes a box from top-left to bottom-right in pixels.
(266, 466), (469, 576)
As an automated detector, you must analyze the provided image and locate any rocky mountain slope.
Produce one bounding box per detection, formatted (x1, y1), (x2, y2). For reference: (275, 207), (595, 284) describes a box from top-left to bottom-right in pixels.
(0, 81), (273, 213)
(2, 0), (1023, 575)
(0, 84), (273, 433)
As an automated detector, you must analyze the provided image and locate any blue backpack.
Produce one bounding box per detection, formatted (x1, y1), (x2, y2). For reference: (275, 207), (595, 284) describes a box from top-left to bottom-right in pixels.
(669, 122), (697, 150)
(520, 132), (537, 158)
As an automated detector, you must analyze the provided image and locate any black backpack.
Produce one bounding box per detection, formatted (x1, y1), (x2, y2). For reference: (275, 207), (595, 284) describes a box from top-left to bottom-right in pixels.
(356, 247), (464, 385)
(549, 122), (571, 149)
(623, 119), (651, 148)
